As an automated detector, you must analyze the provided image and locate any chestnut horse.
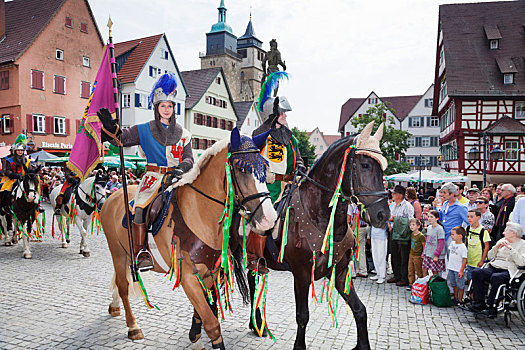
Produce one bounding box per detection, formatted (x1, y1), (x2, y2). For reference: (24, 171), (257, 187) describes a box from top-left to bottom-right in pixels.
(100, 130), (277, 349)
(248, 122), (390, 350)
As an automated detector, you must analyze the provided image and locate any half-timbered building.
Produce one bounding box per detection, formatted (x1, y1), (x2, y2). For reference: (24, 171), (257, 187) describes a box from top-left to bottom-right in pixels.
(433, 1), (525, 185)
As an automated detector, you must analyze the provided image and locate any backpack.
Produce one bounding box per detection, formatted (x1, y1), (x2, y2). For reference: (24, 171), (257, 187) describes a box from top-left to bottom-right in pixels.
(466, 226), (486, 255)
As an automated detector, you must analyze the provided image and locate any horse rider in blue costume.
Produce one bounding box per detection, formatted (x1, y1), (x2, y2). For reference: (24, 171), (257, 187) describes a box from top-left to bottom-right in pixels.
(98, 73), (194, 270)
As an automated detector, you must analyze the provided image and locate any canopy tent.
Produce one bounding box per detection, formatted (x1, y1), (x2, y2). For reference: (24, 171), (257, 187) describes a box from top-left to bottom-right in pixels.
(124, 154), (146, 162)
(43, 156), (70, 163)
(407, 170), (439, 182)
(384, 173), (412, 182)
(102, 156), (136, 169)
(422, 172), (469, 184)
(29, 150), (58, 161)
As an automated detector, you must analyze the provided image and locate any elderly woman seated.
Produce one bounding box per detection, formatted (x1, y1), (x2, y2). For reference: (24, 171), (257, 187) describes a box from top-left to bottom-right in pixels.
(469, 222), (525, 317)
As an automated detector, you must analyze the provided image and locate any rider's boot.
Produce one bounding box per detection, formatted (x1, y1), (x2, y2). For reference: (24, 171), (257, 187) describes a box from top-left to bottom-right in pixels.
(246, 232), (268, 274)
(55, 195), (63, 215)
(132, 222), (153, 271)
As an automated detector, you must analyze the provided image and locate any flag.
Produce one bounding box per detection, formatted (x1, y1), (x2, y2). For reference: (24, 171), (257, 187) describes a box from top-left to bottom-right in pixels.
(67, 44), (118, 181)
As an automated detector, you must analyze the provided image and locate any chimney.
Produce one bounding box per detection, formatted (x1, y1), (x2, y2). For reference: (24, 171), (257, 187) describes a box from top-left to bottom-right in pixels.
(0, 0), (5, 41)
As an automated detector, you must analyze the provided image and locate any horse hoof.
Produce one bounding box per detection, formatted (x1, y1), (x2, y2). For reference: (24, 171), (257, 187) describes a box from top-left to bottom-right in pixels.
(62, 243), (68, 248)
(79, 249), (83, 254)
(66, 239), (71, 244)
(108, 305), (121, 317)
(82, 251), (90, 258)
(23, 252), (32, 259)
(5, 241), (12, 246)
(128, 328), (144, 340)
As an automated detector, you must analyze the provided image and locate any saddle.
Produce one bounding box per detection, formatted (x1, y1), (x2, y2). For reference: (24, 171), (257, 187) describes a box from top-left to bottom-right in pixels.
(122, 191), (173, 237)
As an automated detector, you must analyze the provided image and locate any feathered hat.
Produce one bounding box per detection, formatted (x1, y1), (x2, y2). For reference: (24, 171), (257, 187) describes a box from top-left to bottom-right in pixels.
(257, 72), (291, 122)
(11, 133), (27, 151)
(149, 72), (178, 105)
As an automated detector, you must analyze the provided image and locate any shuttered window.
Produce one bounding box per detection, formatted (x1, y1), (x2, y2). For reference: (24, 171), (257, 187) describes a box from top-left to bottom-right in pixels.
(53, 75), (66, 94)
(0, 71), (8, 90)
(31, 70), (44, 90)
(1, 114), (13, 134)
(80, 23), (88, 33)
(80, 81), (90, 99)
(65, 17), (72, 28)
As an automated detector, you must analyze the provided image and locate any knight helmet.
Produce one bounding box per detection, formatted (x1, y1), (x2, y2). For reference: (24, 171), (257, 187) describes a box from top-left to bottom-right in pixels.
(149, 72), (178, 105)
(11, 133), (27, 151)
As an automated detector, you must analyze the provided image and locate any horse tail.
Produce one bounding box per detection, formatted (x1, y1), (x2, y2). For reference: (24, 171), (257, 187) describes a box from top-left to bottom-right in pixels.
(108, 269), (141, 300)
(231, 245), (250, 305)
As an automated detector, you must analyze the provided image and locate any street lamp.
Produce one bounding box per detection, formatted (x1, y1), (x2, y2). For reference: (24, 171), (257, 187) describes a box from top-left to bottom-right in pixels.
(467, 133), (505, 188)
(415, 154), (430, 193)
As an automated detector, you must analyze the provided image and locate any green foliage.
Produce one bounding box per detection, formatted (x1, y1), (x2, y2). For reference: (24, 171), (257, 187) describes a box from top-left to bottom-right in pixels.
(291, 127), (317, 166)
(350, 103), (412, 175)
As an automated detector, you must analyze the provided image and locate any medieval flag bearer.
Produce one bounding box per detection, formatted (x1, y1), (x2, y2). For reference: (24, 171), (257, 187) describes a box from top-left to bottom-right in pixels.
(98, 72), (193, 271)
(247, 72), (305, 274)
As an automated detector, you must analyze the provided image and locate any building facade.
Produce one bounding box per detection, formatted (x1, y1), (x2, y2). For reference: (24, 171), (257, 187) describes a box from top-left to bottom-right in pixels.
(401, 85), (441, 173)
(308, 127), (340, 160)
(0, 0), (104, 154)
(115, 34), (187, 135)
(433, 1), (525, 185)
(233, 101), (262, 136)
(199, 0), (265, 102)
(181, 67), (238, 159)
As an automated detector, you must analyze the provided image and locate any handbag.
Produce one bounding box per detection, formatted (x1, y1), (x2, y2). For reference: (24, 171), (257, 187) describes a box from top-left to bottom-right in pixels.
(429, 276), (453, 307)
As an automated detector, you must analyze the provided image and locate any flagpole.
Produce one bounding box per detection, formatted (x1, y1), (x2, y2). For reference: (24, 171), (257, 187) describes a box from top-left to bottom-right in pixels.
(107, 17), (139, 282)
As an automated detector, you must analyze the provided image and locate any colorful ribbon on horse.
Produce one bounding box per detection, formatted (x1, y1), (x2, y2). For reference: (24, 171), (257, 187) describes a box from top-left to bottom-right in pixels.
(218, 153), (234, 283)
(136, 271), (159, 310)
(242, 216), (248, 268)
(277, 206), (290, 263)
(166, 242), (181, 290)
(321, 144), (355, 268)
(326, 268), (339, 328)
(251, 271), (275, 341)
(311, 251), (319, 305)
(195, 271), (214, 304)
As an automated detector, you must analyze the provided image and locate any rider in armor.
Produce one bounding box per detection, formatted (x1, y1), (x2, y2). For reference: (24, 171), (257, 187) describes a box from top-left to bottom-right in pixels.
(98, 73), (194, 270)
(55, 167), (80, 214)
(248, 93), (305, 274)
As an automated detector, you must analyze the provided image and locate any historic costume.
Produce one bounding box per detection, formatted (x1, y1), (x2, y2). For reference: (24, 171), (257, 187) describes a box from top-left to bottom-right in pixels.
(54, 167), (80, 214)
(247, 72), (305, 273)
(99, 73), (193, 270)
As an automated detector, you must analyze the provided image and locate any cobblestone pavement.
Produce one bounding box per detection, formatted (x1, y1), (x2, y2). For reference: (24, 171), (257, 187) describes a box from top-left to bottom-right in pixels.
(1, 203), (524, 350)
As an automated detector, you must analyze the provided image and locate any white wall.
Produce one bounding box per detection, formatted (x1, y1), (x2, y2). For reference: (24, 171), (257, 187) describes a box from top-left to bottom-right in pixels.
(239, 102), (262, 135)
(342, 92), (399, 136)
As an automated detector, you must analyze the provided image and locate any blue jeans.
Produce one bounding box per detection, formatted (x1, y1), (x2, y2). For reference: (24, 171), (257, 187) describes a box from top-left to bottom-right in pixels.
(466, 265), (477, 281)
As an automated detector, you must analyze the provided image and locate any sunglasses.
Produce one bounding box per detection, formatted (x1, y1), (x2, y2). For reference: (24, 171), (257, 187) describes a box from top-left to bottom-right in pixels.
(475, 201), (486, 204)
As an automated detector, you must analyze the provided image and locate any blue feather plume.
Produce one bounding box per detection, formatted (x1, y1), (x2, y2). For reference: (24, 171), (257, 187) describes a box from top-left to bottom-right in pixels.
(148, 72), (178, 104)
(257, 72), (289, 112)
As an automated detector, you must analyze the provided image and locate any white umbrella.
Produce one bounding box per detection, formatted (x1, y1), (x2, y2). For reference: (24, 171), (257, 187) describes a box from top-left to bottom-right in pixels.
(384, 173), (412, 182)
(422, 172), (468, 184)
(408, 170), (439, 182)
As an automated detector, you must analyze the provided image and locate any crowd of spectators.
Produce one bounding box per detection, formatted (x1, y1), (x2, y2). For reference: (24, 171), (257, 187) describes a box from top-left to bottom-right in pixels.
(349, 180), (525, 316)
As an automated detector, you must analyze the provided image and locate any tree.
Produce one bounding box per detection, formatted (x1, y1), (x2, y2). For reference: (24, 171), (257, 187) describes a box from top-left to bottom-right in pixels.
(350, 103), (412, 175)
(291, 127), (316, 166)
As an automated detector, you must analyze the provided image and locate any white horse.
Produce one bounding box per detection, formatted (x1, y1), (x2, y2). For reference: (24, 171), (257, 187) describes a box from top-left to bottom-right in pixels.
(50, 173), (107, 257)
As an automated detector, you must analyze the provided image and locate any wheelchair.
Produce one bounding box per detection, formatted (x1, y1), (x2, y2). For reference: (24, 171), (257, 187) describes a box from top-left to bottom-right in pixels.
(461, 264), (525, 326)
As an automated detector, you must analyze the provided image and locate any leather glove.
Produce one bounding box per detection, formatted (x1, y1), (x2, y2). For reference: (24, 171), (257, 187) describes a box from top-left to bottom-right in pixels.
(97, 108), (121, 142)
(8, 173), (21, 180)
(296, 163), (307, 175)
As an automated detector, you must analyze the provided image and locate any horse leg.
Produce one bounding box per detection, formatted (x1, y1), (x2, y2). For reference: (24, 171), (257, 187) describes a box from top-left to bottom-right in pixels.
(335, 264), (370, 350)
(108, 282), (121, 317)
(181, 266), (224, 349)
(22, 228), (32, 259)
(190, 297), (217, 344)
(57, 215), (67, 248)
(76, 216), (90, 257)
(247, 271), (267, 337)
(2, 215), (13, 246)
(292, 269), (311, 350)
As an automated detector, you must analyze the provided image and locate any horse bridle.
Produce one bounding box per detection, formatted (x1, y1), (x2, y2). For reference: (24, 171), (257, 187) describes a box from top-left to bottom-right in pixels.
(16, 173), (40, 201)
(299, 141), (388, 210)
(77, 179), (106, 210)
(182, 148), (271, 224)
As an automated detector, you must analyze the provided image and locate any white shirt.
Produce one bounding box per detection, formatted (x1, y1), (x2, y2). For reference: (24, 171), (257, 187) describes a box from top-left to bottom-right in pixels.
(447, 241), (468, 272)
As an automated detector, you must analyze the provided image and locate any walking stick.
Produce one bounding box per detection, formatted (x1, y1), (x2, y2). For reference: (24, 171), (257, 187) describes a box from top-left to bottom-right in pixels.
(107, 18), (139, 282)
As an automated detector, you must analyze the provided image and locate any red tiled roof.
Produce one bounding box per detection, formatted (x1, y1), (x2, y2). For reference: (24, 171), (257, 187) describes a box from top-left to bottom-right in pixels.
(114, 34), (163, 83)
(381, 95), (422, 122)
(0, 0), (103, 65)
(323, 134), (341, 146)
(338, 94), (421, 131)
(438, 1), (525, 98)
(483, 115), (525, 135)
(338, 98), (366, 132)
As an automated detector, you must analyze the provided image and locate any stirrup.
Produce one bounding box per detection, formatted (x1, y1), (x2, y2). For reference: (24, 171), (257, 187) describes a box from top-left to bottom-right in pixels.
(136, 249), (154, 271)
(249, 257), (268, 274)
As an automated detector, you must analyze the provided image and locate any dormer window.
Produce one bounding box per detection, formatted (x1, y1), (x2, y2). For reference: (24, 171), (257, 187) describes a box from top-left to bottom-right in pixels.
(504, 73), (514, 85)
(484, 25), (502, 50)
(490, 39), (499, 50)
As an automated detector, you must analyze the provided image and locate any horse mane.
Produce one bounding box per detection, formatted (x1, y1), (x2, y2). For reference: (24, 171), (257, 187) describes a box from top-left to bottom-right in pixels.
(309, 134), (356, 174)
(174, 137), (229, 187)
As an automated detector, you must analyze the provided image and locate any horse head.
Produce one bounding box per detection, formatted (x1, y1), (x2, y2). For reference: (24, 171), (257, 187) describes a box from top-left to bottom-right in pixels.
(92, 173), (108, 210)
(229, 128), (277, 231)
(308, 121), (389, 229)
(20, 164), (42, 204)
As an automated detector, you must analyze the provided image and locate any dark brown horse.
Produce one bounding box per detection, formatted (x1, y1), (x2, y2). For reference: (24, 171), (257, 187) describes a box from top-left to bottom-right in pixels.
(248, 122), (390, 350)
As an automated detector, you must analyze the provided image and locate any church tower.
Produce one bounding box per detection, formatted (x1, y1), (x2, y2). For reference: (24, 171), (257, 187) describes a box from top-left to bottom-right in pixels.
(237, 13), (265, 102)
(200, 0), (241, 101)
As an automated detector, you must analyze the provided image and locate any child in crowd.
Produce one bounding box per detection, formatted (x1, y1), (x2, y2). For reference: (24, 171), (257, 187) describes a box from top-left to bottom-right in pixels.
(465, 209), (491, 282)
(408, 218), (426, 289)
(422, 210), (446, 276)
(448, 226), (468, 304)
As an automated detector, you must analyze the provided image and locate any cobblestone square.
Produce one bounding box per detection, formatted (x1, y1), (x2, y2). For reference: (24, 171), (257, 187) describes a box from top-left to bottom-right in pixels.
(1, 204), (524, 349)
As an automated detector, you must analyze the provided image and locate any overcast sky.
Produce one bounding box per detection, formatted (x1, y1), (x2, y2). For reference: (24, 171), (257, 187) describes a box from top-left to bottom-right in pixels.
(90, 0), (501, 134)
